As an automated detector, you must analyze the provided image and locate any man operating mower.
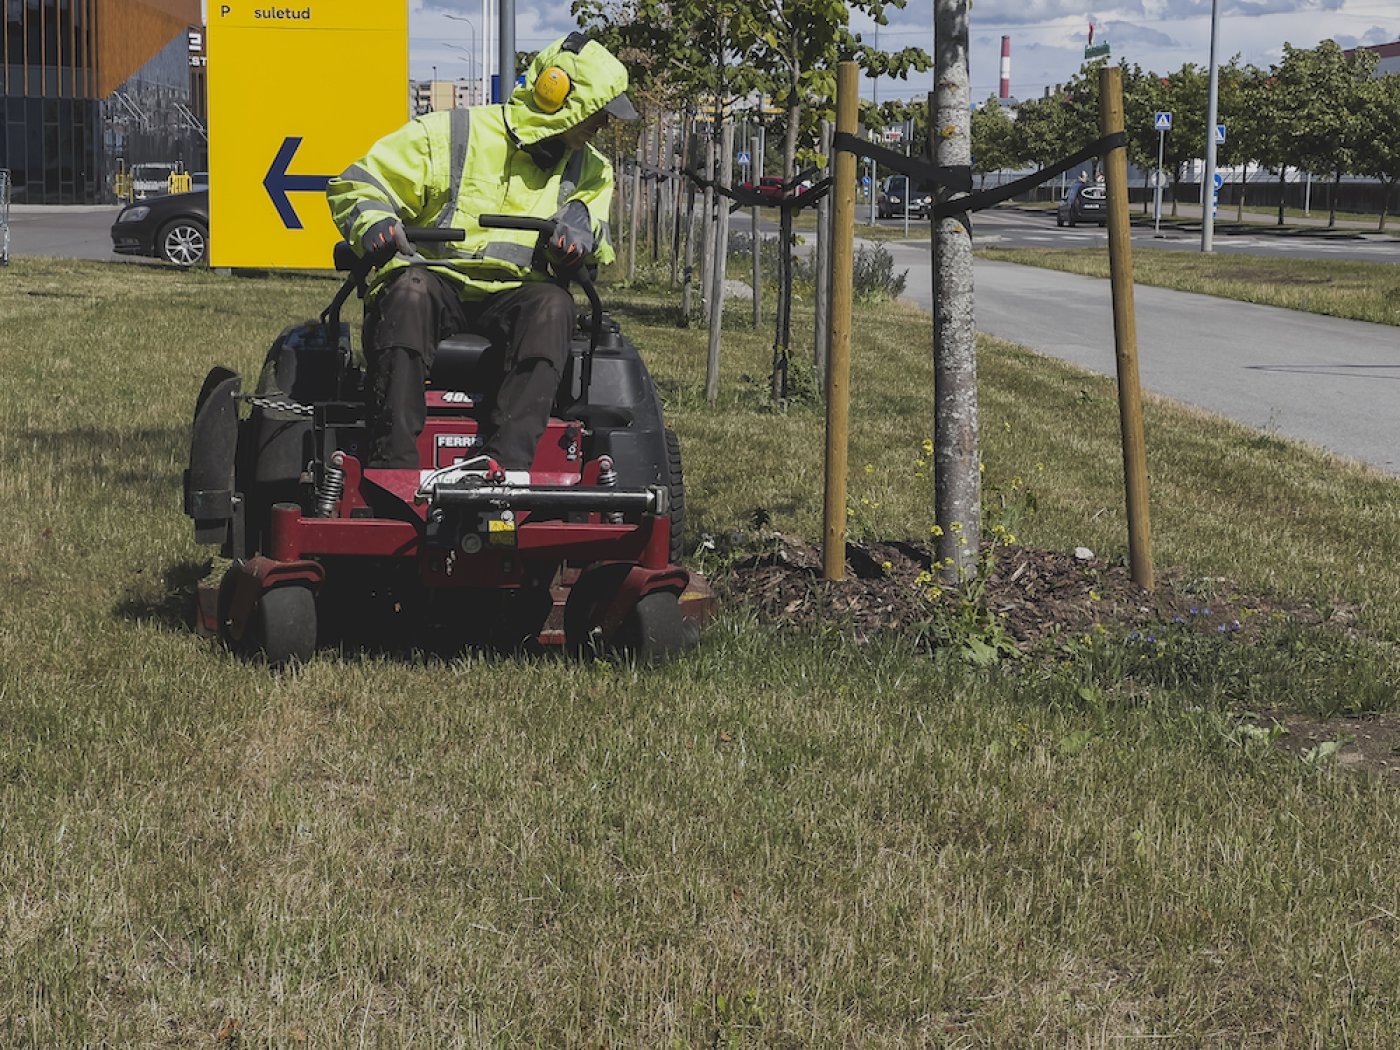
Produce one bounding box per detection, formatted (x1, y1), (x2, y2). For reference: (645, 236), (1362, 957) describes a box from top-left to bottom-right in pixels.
(326, 32), (639, 471)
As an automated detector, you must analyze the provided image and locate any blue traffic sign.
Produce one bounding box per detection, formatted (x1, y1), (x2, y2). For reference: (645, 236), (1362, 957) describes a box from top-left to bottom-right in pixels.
(1215, 123), (1227, 144)
(737, 151), (751, 166)
(1213, 172), (1224, 190)
(1153, 111), (1172, 131)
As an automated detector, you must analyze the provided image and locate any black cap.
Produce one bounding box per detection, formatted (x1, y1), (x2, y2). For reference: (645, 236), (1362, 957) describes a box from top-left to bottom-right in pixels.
(603, 92), (640, 122)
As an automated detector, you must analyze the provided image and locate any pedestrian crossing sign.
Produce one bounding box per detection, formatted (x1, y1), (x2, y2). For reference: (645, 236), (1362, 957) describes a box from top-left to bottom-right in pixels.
(1154, 111), (1172, 131)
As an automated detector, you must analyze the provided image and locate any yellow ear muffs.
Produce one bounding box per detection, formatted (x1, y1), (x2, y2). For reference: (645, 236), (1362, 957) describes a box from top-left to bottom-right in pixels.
(533, 66), (572, 113)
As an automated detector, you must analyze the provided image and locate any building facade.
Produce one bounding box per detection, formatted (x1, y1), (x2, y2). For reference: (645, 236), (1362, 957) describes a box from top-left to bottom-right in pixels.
(411, 77), (486, 117)
(2, 0), (203, 204)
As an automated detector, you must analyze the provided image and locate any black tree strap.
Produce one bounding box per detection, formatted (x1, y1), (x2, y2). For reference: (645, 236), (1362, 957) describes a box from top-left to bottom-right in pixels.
(832, 130), (1129, 221)
(682, 165), (831, 213)
(944, 132), (1129, 219)
(833, 131), (971, 195)
(621, 160), (680, 183)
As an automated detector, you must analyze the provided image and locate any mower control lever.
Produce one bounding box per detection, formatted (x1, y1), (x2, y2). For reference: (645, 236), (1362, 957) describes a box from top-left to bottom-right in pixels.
(321, 226), (469, 339)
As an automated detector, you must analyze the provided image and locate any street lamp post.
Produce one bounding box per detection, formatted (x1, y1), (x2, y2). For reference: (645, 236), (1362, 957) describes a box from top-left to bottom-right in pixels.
(444, 14), (479, 104)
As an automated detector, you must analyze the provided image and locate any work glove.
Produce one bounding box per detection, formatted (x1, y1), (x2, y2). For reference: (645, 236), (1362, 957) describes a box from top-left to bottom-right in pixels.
(548, 201), (594, 270)
(360, 217), (411, 267)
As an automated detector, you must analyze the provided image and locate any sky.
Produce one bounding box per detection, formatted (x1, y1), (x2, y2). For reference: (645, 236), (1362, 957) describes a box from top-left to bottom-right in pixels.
(408, 0), (1400, 104)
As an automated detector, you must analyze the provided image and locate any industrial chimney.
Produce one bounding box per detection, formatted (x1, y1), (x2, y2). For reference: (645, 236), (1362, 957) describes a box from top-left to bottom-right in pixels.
(999, 36), (1011, 99)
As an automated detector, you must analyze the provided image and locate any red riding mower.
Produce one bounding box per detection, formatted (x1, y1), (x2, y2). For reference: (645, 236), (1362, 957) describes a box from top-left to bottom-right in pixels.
(183, 217), (711, 665)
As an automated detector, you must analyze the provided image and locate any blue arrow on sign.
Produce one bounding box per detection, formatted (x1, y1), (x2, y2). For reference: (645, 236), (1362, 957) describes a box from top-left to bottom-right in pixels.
(263, 137), (334, 230)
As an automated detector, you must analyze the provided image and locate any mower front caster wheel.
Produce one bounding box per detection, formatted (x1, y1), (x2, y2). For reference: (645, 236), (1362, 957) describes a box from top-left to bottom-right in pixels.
(619, 592), (697, 664)
(564, 568), (695, 664)
(221, 575), (317, 667)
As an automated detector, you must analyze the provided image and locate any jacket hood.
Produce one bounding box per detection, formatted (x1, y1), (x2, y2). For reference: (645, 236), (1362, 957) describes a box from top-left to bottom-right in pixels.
(505, 34), (632, 146)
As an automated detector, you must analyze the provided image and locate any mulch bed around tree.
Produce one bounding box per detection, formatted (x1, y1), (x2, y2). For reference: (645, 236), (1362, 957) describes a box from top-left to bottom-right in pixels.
(714, 535), (1315, 649)
(713, 535), (1400, 782)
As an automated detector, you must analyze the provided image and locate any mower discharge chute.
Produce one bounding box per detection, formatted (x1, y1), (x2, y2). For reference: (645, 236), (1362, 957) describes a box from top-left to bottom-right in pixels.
(183, 217), (711, 665)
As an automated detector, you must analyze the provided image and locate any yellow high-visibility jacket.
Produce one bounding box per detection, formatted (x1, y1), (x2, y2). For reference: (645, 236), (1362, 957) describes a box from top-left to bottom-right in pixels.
(326, 35), (625, 300)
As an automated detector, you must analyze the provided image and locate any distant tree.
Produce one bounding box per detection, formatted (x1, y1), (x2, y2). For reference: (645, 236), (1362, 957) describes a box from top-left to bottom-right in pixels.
(970, 99), (1016, 186)
(1154, 64), (1210, 216)
(1354, 63), (1399, 231)
(1121, 64), (1169, 213)
(1008, 95), (1060, 172)
(1218, 62), (1270, 221)
(1269, 41), (1377, 227)
(746, 0), (931, 179)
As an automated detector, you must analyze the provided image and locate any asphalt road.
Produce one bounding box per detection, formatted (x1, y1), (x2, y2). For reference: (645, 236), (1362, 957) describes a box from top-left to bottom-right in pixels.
(969, 206), (1400, 265)
(8, 204), (1399, 473)
(4, 204), (128, 262)
(884, 242), (1400, 474)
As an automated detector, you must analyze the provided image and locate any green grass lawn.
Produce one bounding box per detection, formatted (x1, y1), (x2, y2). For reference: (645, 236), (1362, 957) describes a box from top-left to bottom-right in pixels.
(4, 256), (1400, 1045)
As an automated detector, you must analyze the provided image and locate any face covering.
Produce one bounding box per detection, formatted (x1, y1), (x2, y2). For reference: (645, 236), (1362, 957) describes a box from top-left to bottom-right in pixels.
(524, 137), (567, 170)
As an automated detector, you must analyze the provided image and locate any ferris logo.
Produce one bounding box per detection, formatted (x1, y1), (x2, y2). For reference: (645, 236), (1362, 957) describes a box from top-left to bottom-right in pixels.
(434, 432), (480, 466)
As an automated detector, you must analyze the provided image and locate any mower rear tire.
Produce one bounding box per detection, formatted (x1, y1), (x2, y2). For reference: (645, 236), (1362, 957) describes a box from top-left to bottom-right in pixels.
(243, 584), (317, 667)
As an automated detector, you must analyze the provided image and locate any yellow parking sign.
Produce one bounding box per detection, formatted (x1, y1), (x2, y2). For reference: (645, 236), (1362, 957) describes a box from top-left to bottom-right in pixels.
(207, 1), (408, 268)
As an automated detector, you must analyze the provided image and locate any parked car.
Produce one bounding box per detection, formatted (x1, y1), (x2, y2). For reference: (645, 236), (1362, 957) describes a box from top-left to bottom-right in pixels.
(1056, 181), (1107, 227)
(877, 175), (931, 219)
(753, 175), (785, 202)
(110, 188), (210, 267)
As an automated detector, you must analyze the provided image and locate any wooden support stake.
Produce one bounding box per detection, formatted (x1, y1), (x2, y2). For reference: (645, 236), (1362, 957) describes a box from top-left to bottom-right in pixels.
(1100, 65), (1155, 591)
(823, 63), (858, 581)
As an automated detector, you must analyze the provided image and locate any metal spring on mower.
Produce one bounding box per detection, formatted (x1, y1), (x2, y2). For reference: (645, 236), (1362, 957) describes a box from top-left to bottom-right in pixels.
(315, 452), (346, 517)
(597, 456), (624, 524)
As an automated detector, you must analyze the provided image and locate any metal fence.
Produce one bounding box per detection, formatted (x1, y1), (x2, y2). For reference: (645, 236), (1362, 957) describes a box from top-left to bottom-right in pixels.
(1, 168), (10, 265)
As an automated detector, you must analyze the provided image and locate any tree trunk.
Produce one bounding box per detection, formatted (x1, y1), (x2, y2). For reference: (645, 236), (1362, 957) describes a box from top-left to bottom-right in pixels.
(705, 121), (734, 407)
(680, 177), (697, 325)
(1380, 178), (1394, 233)
(1277, 170), (1286, 226)
(781, 58), (803, 179)
(813, 119), (832, 382)
(931, 4), (980, 582)
(751, 131), (763, 328)
(627, 139), (643, 281)
(1236, 162), (1248, 222)
(1328, 170), (1341, 228)
(699, 132), (715, 326)
(670, 115), (690, 288)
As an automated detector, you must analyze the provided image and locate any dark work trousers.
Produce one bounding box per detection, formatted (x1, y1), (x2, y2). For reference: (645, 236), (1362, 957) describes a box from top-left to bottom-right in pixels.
(362, 267), (576, 469)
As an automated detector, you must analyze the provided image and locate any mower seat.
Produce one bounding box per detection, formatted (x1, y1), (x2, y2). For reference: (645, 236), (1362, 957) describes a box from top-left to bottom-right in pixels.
(429, 334), (496, 392)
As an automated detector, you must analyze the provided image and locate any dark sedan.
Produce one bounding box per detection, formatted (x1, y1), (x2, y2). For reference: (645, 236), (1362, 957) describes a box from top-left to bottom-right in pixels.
(111, 188), (210, 266)
(1056, 182), (1107, 227)
(877, 175), (931, 219)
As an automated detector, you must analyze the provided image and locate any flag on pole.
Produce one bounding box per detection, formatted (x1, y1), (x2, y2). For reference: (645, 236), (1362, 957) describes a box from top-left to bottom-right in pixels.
(1088, 22), (1095, 44)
